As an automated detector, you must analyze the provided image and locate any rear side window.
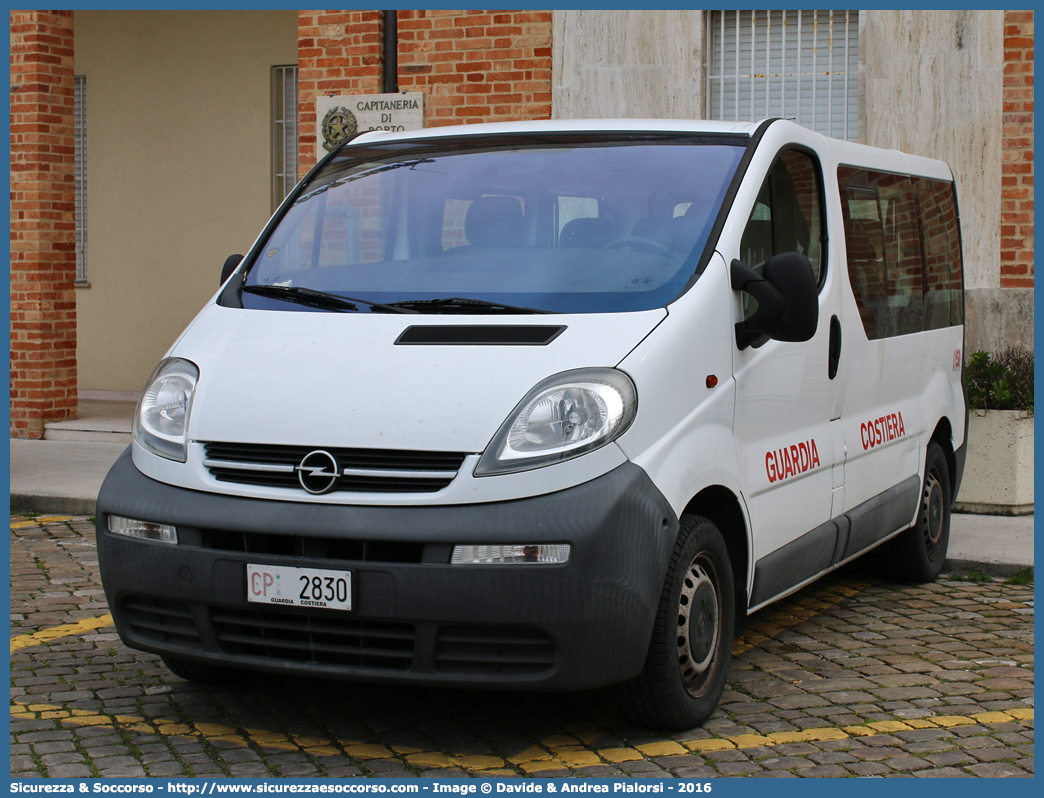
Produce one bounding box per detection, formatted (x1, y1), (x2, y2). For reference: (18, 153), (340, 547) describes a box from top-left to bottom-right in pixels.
(838, 167), (963, 339)
(916, 178), (964, 330)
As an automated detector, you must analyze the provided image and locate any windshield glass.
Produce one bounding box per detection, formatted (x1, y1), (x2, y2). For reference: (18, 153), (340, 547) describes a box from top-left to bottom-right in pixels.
(241, 134), (746, 314)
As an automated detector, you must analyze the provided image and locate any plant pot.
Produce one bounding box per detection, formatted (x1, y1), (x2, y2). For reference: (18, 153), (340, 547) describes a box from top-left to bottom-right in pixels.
(954, 409), (1034, 515)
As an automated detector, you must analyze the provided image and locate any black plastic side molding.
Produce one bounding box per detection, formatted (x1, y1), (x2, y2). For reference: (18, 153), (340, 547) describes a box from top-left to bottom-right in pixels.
(749, 475), (920, 608)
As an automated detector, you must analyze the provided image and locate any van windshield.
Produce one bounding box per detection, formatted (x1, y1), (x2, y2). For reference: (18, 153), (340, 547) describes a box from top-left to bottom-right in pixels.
(241, 134), (747, 314)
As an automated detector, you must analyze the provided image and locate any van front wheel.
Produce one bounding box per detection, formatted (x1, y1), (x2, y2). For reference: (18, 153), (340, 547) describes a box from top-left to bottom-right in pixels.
(883, 441), (952, 583)
(620, 515), (735, 730)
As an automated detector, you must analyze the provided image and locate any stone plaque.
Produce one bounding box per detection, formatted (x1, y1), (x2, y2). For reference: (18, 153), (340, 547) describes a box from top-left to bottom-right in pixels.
(315, 92), (424, 157)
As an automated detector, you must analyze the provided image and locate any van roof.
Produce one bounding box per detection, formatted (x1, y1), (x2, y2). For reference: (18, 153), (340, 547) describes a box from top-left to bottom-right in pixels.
(349, 118), (955, 182)
(351, 118), (763, 145)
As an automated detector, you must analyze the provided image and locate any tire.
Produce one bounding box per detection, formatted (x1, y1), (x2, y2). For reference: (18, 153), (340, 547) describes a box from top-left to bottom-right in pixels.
(162, 655), (247, 686)
(619, 514), (735, 730)
(883, 441), (952, 583)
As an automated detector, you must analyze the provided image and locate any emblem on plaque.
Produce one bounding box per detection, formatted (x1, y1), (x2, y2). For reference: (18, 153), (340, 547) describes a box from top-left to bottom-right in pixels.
(321, 106), (358, 152)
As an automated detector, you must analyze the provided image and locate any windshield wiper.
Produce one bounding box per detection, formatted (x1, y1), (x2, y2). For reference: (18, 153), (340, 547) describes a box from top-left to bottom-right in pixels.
(385, 297), (555, 315)
(295, 159), (440, 203)
(242, 284), (418, 314)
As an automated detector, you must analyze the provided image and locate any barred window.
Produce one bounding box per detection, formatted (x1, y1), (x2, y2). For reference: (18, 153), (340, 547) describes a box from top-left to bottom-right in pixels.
(74, 74), (88, 284)
(272, 65), (298, 210)
(707, 10), (859, 141)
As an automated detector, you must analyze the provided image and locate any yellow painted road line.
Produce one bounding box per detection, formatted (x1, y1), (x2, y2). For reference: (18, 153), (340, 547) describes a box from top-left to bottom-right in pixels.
(10, 614), (114, 653)
(8, 701), (1033, 773)
(682, 708), (1034, 752)
(10, 516), (77, 530)
(7, 702), (505, 769)
(513, 707), (1034, 769)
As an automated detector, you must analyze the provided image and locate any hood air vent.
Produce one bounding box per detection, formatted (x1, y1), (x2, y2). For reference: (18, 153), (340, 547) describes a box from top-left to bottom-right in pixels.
(395, 325), (566, 346)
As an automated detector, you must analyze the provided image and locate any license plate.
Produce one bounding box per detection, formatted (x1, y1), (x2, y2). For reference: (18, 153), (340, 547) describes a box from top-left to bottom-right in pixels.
(246, 563), (353, 612)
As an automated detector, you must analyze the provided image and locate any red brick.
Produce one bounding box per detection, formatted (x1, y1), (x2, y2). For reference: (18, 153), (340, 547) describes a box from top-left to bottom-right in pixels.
(9, 10), (78, 437)
(299, 7), (550, 164)
(1000, 11), (1035, 289)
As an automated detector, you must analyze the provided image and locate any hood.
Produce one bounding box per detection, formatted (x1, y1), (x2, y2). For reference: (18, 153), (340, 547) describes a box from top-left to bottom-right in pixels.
(175, 305), (666, 454)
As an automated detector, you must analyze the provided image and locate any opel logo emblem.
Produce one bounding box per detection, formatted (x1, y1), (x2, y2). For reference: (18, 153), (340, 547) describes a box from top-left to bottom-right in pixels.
(296, 450), (340, 494)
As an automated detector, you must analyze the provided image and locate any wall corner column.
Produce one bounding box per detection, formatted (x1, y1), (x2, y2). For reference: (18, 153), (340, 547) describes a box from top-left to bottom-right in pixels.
(10, 10), (78, 438)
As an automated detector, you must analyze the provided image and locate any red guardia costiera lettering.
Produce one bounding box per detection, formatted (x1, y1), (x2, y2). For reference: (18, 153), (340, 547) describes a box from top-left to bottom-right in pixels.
(860, 411), (905, 451)
(765, 439), (820, 484)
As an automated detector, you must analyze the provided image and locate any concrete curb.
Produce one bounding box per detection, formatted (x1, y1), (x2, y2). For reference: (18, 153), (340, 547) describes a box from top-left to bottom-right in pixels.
(10, 494), (98, 516)
(943, 558), (1032, 578)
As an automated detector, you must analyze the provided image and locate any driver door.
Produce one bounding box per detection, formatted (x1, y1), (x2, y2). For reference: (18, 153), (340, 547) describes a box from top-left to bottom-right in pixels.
(730, 147), (845, 608)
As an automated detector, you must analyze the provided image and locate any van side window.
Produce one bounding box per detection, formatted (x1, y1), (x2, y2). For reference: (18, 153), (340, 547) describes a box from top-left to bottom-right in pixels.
(839, 167), (964, 339)
(739, 149), (825, 281)
(915, 179), (965, 329)
(843, 187), (887, 319)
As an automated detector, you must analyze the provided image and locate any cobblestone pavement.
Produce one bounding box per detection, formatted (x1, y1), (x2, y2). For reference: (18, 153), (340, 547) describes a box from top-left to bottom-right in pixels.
(10, 514), (1034, 779)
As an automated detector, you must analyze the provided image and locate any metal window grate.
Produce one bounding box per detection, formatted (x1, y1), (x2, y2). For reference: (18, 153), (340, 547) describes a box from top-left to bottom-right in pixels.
(272, 65), (299, 210)
(707, 10), (859, 141)
(74, 75), (88, 284)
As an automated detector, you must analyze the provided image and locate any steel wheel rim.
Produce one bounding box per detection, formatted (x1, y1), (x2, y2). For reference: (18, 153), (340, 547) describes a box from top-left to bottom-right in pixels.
(922, 469), (945, 561)
(676, 553), (720, 698)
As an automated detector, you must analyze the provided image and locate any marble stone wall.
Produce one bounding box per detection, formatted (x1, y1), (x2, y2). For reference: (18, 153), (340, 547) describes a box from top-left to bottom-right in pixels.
(965, 287), (1035, 354)
(552, 10), (705, 120)
(861, 10), (1004, 293)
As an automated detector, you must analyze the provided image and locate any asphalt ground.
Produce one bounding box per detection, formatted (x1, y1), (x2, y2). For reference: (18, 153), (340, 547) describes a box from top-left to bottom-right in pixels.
(10, 514), (1034, 779)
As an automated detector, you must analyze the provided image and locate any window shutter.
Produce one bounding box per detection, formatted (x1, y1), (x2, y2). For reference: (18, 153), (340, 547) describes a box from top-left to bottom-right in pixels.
(74, 75), (88, 283)
(272, 65), (299, 210)
(707, 10), (859, 141)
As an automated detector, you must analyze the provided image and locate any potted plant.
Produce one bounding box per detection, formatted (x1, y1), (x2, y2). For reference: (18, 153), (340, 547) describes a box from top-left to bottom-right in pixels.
(955, 347), (1034, 514)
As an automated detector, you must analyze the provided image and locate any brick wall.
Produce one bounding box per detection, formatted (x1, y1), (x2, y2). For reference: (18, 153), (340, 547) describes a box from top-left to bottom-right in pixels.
(1001, 10), (1034, 289)
(297, 9), (552, 177)
(10, 10), (77, 438)
(396, 10), (551, 126)
(297, 9), (384, 173)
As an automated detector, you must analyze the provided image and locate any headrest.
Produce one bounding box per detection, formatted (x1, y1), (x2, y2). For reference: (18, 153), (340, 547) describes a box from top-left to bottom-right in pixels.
(465, 195), (524, 247)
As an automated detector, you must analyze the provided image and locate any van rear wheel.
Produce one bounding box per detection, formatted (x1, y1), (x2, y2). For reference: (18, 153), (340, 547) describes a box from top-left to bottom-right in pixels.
(619, 515), (735, 730)
(883, 441), (952, 583)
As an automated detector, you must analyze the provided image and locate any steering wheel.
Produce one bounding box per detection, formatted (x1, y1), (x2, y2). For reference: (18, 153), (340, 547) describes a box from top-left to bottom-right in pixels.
(601, 236), (678, 258)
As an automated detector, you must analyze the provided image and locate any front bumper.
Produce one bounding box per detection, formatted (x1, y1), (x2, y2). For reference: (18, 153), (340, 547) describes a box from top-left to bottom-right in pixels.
(96, 449), (678, 691)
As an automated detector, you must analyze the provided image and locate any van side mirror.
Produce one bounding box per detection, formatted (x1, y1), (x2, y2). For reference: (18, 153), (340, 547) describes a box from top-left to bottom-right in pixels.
(731, 252), (819, 350)
(221, 254), (244, 286)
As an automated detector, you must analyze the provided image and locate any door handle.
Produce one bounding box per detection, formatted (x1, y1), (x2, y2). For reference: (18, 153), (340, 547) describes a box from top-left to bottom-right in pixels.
(828, 315), (842, 380)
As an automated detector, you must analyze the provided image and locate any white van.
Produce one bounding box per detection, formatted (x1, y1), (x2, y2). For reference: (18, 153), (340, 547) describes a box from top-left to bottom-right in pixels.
(97, 118), (967, 729)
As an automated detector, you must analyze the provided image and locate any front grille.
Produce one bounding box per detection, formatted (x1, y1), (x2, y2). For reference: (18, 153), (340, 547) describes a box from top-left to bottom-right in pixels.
(434, 625), (556, 675)
(197, 528), (426, 564)
(120, 597), (201, 648)
(202, 442), (467, 494)
(212, 607), (415, 670)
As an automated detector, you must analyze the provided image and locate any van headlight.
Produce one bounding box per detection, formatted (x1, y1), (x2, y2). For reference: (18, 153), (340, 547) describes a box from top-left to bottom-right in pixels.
(475, 368), (637, 476)
(133, 358), (198, 462)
